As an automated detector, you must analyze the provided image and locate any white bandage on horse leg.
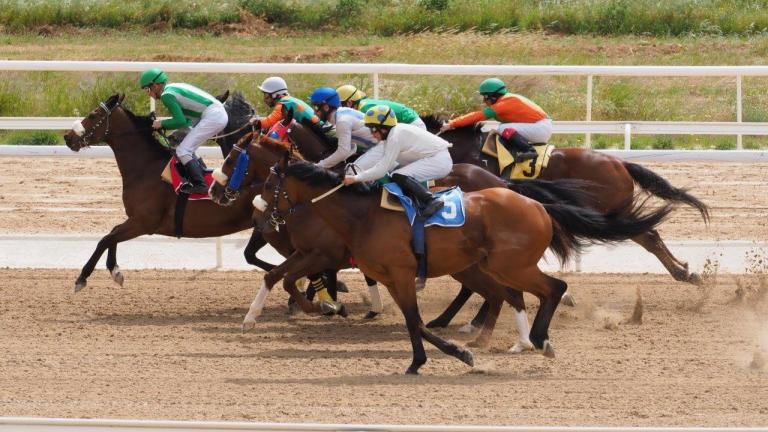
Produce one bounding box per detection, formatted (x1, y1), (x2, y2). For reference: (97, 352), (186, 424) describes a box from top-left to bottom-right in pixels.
(244, 282), (270, 323)
(367, 282), (383, 313)
(212, 168), (229, 186)
(509, 309), (534, 353)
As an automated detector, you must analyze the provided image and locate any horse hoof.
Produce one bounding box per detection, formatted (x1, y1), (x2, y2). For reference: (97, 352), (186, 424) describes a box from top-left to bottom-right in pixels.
(425, 319), (448, 328)
(336, 281), (350, 293)
(287, 301), (302, 316)
(363, 311), (379, 320)
(688, 272), (704, 286)
(509, 340), (534, 354)
(241, 320), (256, 332)
(111, 267), (124, 287)
(460, 349), (475, 367)
(458, 323), (477, 334)
(561, 292), (576, 307)
(541, 340), (556, 358)
(320, 300), (346, 317)
(74, 280), (86, 293)
(405, 367), (420, 375)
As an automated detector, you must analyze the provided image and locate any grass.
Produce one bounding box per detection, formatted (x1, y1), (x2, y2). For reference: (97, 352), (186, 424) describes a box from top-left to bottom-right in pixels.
(1, 30), (767, 148)
(5, 0), (768, 37)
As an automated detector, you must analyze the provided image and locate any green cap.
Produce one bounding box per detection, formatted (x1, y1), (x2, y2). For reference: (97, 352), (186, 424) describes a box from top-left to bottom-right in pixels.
(478, 78), (507, 95)
(140, 68), (168, 88)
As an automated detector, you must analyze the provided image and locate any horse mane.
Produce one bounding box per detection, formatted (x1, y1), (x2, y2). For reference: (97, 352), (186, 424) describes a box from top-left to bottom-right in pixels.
(285, 160), (380, 195)
(420, 114), (445, 134)
(121, 107), (174, 158)
(258, 135), (305, 161)
(224, 91), (255, 126)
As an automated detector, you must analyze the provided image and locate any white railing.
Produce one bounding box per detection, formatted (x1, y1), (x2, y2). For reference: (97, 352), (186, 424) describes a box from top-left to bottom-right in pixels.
(0, 61), (765, 149)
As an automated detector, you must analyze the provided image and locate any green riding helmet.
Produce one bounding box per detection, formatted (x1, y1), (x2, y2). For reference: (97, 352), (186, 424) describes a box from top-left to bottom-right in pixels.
(478, 77), (507, 95)
(140, 68), (168, 89)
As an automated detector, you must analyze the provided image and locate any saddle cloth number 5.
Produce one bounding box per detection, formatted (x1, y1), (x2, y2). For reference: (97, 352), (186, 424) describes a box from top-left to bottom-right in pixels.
(441, 200), (458, 220)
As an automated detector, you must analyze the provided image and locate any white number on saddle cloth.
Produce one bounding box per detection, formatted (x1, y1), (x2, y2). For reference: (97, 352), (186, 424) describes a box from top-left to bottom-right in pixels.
(441, 200), (458, 219)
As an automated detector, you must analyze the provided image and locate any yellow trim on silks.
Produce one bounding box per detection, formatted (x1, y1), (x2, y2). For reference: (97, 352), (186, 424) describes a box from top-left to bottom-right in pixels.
(481, 131), (553, 180)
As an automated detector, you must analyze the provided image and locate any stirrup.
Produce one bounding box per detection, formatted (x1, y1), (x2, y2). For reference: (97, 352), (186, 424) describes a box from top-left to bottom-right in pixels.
(420, 199), (444, 219)
(514, 151), (538, 163)
(180, 182), (209, 194)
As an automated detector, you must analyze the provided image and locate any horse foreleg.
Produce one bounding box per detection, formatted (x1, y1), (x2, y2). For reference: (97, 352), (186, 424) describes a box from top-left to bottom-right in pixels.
(425, 285), (473, 328)
(105, 245), (123, 287)
(467, 298), (501, 349)
(526, 273), (567, 358)
(363, 274), (383, 319)
(243, 228), (276, 272)
(506, 289), (534, 354)
(75, 219), (145, 292)
(633, 230), (702, 285)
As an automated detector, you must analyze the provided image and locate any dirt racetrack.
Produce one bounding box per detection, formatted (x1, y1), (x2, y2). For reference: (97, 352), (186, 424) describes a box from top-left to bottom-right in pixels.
(0, 156), (767, 426)
(0, 269), (767, 426)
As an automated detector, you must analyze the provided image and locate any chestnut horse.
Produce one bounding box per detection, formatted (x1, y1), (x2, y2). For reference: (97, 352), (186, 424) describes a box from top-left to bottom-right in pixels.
(260, 156), (672, 373)
(62, 94), (272, 291)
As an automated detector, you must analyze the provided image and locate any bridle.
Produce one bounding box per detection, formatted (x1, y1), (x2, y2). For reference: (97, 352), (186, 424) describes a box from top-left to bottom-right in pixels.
(74, 101), (116, 147)
(264, 165), (300, 228)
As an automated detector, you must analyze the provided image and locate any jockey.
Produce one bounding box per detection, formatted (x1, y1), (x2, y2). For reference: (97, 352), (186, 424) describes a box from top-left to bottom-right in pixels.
(343, 105), (452, 219)
(336, 84), (427, 130)
(141, 67), (228, 194)
(309, 87), (377, 169)
(249, 76), (324, 136)
(441, 77), (551, 163)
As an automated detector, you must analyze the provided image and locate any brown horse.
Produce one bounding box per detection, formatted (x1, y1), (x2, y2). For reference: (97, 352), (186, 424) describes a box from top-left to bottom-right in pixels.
(260, 155), (672, 373)
(62, 94), (272, 291)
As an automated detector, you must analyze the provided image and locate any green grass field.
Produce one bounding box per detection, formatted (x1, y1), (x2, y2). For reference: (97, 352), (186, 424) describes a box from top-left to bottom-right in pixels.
(1, 24), (767, 148)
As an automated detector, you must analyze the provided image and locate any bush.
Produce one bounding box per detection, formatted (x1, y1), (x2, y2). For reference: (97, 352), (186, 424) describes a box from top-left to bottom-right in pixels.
(653, 136), (674, 150)
(4, 130), (61, 145)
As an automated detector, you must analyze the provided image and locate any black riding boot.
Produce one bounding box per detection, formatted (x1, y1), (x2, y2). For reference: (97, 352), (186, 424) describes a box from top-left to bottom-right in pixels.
(180, 158), (209, 195)
(392, 173), (443, 219)
(500, 130), (538, 162)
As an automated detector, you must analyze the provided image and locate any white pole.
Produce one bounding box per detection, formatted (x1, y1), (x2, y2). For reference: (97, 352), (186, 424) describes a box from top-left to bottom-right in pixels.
(373, 73), (380, 99)
(150, 96), (156, 113)
(585, 75), (593, 148)
(624, 123), (631, 150)
(215, 237), (223, 269)
(736, 74), (743, 150)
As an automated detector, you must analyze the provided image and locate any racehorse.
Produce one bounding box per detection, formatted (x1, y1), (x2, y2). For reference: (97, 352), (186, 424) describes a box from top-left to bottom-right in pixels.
(62, 93), (271, 291)
(419, 115), (711, 329)
(260, 154), (672, 373)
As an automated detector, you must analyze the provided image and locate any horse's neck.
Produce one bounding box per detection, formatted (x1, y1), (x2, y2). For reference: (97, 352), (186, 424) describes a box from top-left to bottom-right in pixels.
(308, 188), (372, 246)
(107, 121), (170, 184)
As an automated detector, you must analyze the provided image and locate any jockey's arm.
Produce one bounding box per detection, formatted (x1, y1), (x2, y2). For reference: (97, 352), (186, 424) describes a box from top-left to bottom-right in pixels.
(160, 94), (191, 130)
(447, 110), (488, 129)
(258, 102), (284, 130)
(317, 120), (356, 169)
(353, 140), (399, 183)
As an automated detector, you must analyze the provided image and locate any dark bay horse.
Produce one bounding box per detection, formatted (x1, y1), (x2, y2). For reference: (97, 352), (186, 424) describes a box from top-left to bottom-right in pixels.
(62, 94), (269, 291)
(261, 156), (672, 373)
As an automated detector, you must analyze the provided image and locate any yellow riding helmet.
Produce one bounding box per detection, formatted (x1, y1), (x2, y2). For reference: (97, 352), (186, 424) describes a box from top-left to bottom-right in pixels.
(364, 105), (397, 128)
(336, 84), (366, 103)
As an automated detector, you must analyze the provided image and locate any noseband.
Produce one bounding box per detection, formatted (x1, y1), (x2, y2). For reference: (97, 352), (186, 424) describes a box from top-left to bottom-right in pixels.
(264, 166), (299, 228)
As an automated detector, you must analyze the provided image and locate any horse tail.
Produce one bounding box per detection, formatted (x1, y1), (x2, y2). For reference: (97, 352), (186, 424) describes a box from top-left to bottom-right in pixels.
(507, 178), (597, 208)
(623, 161), (710, 223)
(542, 198), (674, 266)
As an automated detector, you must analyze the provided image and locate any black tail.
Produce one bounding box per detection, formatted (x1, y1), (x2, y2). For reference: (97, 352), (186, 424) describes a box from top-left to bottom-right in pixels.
(507, 178), (598, 208)
(624, 161), (709, 223)
(543, 197), (674, 265)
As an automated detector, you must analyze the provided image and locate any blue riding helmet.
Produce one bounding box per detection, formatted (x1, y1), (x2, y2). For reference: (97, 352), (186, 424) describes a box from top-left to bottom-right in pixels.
(310, 87), (341, 108)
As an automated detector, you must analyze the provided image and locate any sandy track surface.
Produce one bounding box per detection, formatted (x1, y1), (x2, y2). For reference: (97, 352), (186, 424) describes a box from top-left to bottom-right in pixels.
(0, 269), (766, 426)
(0, 156), (766, 239)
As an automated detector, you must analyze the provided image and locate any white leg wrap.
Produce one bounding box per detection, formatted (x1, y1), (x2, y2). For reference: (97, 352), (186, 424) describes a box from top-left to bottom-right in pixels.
(367, 283), (383, 313)
(509, 309), (534, 353)
(243, 282), (269, 327)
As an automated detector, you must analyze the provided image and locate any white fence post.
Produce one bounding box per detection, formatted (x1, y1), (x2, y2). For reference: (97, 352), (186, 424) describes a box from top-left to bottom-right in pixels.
(373, 73), (379, 99)
(585, 75), (593, 148)
(215, 237), (223, 269)
(736, 74), (743, 150)
(624, 123), (632, 149)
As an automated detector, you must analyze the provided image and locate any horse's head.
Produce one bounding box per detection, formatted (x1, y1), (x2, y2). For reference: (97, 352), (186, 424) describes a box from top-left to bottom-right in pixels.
(420, 114), (446, 134)
(285, 121), (331, 161)
(64, 94), (125, 151)
(216, 91), (256, 155)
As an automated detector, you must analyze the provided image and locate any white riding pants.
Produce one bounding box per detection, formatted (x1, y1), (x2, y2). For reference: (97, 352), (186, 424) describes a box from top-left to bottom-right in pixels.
(497, 118), (553, 144)
(392, 149), (453, 182)
(176, 104), (228, 164)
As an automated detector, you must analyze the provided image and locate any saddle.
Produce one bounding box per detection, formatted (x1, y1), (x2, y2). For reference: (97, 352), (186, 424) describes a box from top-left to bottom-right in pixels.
(481, 130), (554, 180)
(380, 183), (465, 228)
(160, 156), (214, 201)
(380, 180), (435, 212)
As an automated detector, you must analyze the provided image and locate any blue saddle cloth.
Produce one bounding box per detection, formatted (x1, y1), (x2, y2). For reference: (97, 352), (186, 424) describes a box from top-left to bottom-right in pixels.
(382, 183), (465, 227)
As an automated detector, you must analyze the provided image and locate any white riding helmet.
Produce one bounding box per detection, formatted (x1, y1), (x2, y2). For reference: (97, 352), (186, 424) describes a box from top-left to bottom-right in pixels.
(259, 76), (288, 97)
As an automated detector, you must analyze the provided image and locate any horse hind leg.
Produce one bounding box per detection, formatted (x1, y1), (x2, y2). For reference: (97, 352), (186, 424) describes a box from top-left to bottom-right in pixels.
(515, 270), (567, 358)
(467, 298), (501, 348)
(506, 288), (534, 354)
(633, 230), (702, 285)
(75, 219), (144, 292)
(426, 285), (473, 328)
(106, 245), (123, 287)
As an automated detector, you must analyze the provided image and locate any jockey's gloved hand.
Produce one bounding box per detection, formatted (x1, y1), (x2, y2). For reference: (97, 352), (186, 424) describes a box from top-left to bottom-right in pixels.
(320, 123), (335, 134)
(248, 117), (261, 129)
(152, 120), (163, 130)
